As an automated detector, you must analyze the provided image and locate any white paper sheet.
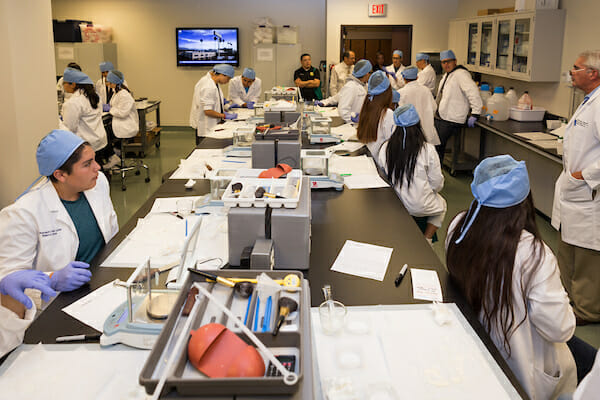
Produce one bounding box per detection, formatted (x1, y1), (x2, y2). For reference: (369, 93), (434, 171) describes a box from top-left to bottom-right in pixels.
(203, 120), (250, 139)
(62, 280), (127, 332)
(169, 149), (251, 180)
(149, 196), (202, 214)
(325, 141), (364, 154)
(330, 123), (358, 141)
(342, 174), (389, 189)
(513, 131), (557, 141)
(314, 106), (340, 118)
(330, 240), (393, 281)
(411, 268), (443, 302)
(0, 344), (149, 400)
(529, 139), (559, 149)
(329, 155), (389, 189)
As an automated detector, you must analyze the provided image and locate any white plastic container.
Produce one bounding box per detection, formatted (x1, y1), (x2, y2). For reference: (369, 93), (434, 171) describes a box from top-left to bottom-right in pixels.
(505, 88), (518, 107)
(517, 91), (533, 110)
(509, 106), (546, 121)
(222, 169), (303, 208)
(487, 87), (510, 121)
(480, 84), (492, 116)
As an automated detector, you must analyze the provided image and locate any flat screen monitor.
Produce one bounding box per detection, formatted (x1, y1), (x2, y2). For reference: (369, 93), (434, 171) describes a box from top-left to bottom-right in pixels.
(176, 27), (239, 67)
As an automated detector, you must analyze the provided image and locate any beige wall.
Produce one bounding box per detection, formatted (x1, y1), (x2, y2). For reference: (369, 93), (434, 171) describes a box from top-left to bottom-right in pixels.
(455, 0), (600, 117)
(52, 0), (326, 126)
(326, 0), (459, 66)
(0, 0), (58, 208)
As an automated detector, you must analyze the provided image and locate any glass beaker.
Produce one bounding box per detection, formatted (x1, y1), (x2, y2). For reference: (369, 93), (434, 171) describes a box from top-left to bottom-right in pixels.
(319, 300), (346, 335)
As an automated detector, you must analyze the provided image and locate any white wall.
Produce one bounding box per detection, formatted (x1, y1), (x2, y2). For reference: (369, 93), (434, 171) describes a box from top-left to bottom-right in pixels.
(52, 0), (326, 126)
(455, 0), (600, 117)
(0, 0), (59, 208)
(326, 0), (459, 66)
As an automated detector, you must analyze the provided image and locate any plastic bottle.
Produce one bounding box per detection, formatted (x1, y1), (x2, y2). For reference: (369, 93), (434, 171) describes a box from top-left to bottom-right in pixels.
(486, 87), (510, 121)
(480, 84), (492, 116)
(517, 91), (532, 110)
(505, 87), (518, 107)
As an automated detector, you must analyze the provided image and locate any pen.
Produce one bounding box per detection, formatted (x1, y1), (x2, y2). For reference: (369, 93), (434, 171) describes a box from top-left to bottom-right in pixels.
(394, 264), (408, 287)
(222, 159), (246, 164)
(171, 212), (184, 220)
(56, 334), (101, 343)
(340, 173), (352, 176)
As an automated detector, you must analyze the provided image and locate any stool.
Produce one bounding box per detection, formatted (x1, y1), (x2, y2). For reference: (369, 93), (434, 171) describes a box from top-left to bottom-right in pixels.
(109, 138), (150, 191)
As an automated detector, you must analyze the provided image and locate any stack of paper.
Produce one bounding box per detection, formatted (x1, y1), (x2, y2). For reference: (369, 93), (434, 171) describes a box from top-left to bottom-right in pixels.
(331, 123), (358, 141)
(314, 106), (340, 118)
(204, 120), (251, 139)
(169, 148), (251, 179)
(329, 155), (389, 189)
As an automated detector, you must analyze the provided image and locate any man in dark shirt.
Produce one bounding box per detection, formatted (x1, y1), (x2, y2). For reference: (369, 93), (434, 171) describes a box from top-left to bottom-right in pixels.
(294, 53), (321, 101)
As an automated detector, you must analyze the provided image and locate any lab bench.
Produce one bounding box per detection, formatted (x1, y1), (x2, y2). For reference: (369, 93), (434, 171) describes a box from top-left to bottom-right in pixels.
(17, 137), (529, 399)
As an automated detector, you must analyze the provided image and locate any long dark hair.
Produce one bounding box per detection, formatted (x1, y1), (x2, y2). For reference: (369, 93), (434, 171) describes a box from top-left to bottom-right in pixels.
(357, 86), (392, 144)
(385, 124), (426, 188)
(446, 193), (544, 355)
(115, 83), (132, 94)
(75, 83), (100, 109)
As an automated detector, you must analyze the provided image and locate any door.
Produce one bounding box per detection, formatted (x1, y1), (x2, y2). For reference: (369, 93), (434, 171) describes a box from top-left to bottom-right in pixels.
(341, 25), (412, 67)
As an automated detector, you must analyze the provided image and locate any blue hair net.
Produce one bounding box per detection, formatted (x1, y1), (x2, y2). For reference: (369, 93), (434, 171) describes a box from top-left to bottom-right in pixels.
(99, 61), (114, 73)
(440, 49), (456, 61)
(107, 70), (124, 85)
(401, 67), (418, 80)
(37, 130), (85, 176)
(352, 59), (372, 78)
(454, 155), (530, 244)
(63, 68), (93, 85)
(392, 89), (400, 104)
(393, 50), (403, 58)
(242, 68), (256, 80)
(394, 104), (420, 149)
(213, 64), (234, 78)
(416, 53), (429, 62)
(367, 70), (390, 97)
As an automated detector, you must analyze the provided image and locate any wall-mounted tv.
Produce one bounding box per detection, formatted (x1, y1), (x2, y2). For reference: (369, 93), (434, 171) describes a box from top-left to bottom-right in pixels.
(176, 27), (239, 67)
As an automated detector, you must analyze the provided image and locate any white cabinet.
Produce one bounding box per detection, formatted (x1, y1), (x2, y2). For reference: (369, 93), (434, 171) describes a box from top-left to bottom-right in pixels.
(448, 10), (565, 82)
(252, 43), (301, 93)
(54, 43), (117, 82)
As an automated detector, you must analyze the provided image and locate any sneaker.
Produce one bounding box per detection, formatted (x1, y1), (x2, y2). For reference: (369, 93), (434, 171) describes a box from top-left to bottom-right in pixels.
(103, 154), (121, 170)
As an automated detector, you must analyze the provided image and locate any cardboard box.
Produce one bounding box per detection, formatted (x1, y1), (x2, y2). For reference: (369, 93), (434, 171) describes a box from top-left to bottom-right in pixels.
(477, 8), (500, 16)
(499, 7), (515, 13)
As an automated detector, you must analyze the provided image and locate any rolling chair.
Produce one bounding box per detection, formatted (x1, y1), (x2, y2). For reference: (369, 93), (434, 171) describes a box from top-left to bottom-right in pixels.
(106, 121), (151, 191)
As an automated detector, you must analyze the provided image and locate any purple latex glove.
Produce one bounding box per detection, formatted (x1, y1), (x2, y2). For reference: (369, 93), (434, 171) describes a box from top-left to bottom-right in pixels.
(467, 115), (478, 128)
(229, 103), (241, 109)
(223, 99), (231, 105)
(49, 261), (91, 292)
(0, 270), (57, 308)
(102, 104), (111, 112)
(224, 112), (238, 120)
(387, 71), (397, 79)
(350, 113), (360, 123)
(246, 101), (255, 109)
(314, 100), (325, 107)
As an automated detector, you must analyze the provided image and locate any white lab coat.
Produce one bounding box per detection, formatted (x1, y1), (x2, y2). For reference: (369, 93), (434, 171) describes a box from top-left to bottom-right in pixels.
(329, 62), (353, 97)
(337, 76), (366, 123)
(417, 64), (436, 94)
(56, 77), (72, 102)
(189, 73), (225, 136)
(574, 351), (600, 400)
(109, 89), (139, 139)
(378, 142), (446, 217)
(436, 67), (483, 124)
(229, 76), (262, 106)
(385, 64), (406, 90)
(60, 90), (108, 151)
(447, 216), (577, 400)
(0, 173), (118, 281)
(367, 108), (395, 163)
(320, 92), (339, 107)
(0, 301), (35, 358)
(95, 78), (128, 105)
(398, 81), (440, 145)
(551, 87), (600, 251)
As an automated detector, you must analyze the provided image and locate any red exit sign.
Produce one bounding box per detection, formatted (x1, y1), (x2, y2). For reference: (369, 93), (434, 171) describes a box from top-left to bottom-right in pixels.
(369, 3), (387, 17)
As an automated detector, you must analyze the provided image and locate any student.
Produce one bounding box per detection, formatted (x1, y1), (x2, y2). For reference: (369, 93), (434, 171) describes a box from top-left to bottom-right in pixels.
(416, 53), (436, 94)
(189, 64), (237, 145)
(95, 61), (114, 106)
(57, 62), (81, 107)
(103, 70), (139, 170)
(385, 50), (406, 90)
(0, 269), (56, 357)
(228, 68), (262, 109)
(378, 104), (446, 244)
(399, 66), (440, 145)
(336, 59), (372, 123)
(0, 130), (118, 297)
(60, 68), (108, 155)
(446, 155), (577, 400)
(356, 70), (395, 163)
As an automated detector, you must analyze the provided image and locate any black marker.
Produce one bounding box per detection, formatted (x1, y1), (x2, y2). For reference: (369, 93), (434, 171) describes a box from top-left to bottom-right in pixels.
(394, 264), (408, 287)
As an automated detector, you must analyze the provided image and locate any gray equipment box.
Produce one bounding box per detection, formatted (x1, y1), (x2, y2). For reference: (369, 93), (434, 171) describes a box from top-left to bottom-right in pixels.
(228, 178), (311, 270)
(252, 137), (301, 169)
(264, 111), (301, 125)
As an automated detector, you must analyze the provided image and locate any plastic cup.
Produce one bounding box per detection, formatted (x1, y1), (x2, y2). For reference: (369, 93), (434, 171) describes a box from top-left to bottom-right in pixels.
(176, 199), (194, 216)
(319, 300), (346, 335)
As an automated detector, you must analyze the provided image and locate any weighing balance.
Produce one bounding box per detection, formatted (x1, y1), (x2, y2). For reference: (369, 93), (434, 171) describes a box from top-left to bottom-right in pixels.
(307, 115), (340, 144)
(301, 149), (344, 191)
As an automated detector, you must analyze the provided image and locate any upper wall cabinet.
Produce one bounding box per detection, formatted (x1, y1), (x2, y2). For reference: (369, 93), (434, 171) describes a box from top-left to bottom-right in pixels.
(448, 10), (565, 82)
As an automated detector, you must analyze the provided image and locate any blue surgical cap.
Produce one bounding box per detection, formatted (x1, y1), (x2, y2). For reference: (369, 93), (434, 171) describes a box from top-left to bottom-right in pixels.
(454, 155), (530, 244)
(440, 50), (456, 61)
(242, 68), (256, 80)
(393, 104), (420, 127)
(107, 70), (124, 85)
(213, 64), (234, 78)
(63, 68), (93, 85)
(401, 67), (418, 81)
(352, 59), (372, 78)
(367, 70), (390, 96)
(99, 61), (114, 73)
(416, 53), (429, 62)
(393, 50), (403, 58)
(37, 130), (85, 176)
(392, 89), (400, 104)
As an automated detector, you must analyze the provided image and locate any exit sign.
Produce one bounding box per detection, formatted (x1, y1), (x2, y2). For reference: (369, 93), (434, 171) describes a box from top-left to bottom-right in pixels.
(369, 3), (387, 17)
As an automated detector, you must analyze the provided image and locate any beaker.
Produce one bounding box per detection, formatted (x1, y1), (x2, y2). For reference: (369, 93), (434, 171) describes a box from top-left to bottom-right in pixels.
(319, 300), (346, 335)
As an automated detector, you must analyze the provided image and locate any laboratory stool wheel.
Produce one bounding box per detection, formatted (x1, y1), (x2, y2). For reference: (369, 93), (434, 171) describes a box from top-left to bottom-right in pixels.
(109, 139), (151, 191)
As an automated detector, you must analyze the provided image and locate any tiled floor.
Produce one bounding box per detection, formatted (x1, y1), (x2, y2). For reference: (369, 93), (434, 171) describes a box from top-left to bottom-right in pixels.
(109, 127), (600, 348)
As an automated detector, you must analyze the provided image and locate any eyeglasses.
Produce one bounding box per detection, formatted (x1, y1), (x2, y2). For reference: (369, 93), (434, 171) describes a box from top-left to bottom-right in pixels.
(571, 65), (587, 74)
